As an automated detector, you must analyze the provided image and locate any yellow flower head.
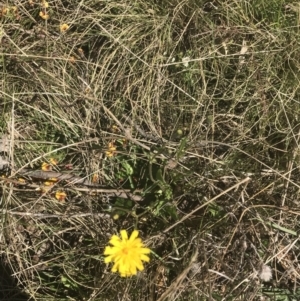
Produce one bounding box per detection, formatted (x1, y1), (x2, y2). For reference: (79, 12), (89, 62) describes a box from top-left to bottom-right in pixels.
(39, 11), (49, 20)
(49, 158), (58, 165)
(55, 191), (67, 202)
(105, 142), (117, 157)
(41, 158), (57, 171)
(68, 56), (76, 63)
(44, 177), (58, 186)
(44, 180), (54, 186)
(92, 174), (99, 183)
(41, 162), (52, 171)
(60, 23), (69, 32)
(104, 230), (150, 277)
(1, 7), (9, 16)
(41, 0), (49, 8)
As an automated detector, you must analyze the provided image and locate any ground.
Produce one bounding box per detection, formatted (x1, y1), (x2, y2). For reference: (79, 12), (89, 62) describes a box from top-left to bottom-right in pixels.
(1, 0), (300, 300)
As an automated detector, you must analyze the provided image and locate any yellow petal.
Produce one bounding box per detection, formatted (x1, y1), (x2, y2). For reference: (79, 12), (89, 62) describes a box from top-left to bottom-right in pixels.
(129, 264), (137, 275)
(104, 256), (113, 263)
(109, 235), (121, 246)
(135, 260), (144, 271)
(140, 254), (150, 262)
(120, 230), (128, 241)
(104, 246), (117, 255)
(129, 230), (139, 241)
(119, 261), (128, 276)
(140, 247), (151, 254)
(112, 262), (119, 272)
(132, 238), (142, 246)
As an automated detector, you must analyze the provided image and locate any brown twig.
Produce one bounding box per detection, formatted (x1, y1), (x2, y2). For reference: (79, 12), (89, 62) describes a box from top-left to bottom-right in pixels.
(6, 169), (143, 201)
(1, 209), (111, 219)
(17, 168), (100, 186)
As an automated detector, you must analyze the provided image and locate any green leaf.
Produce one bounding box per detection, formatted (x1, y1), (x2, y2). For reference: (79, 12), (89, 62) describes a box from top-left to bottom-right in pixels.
(122, 161), (133, 175)
(176, 137), (187, 160)
(163, 203), (178, 220)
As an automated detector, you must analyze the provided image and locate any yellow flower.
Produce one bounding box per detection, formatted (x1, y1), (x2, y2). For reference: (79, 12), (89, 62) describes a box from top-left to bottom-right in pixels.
(1, 7), (9, 16)
(104, 230), (150, 277)
(49, 158), (58, 165)
(39, 11), (49, 20)
(113, 214), (119, 220)
(44, 177), (58, 186)
(41, 0), (49, 8)
(42, 162), (52, 171)
(92, 174), (99, 183)
(18, 178), (26, 184)
(105, 142), (117, 157)
(41, 158), (57, 171)
(60, 23), (69, 32)
(111, 125), (120, 133)
(44, 181), (54, 186)
(68, 56), (76, 63)
(55, 191), (67, 202)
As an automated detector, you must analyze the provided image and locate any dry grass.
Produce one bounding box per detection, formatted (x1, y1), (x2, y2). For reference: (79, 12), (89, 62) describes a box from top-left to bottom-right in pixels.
(1, 0), (300, 300)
